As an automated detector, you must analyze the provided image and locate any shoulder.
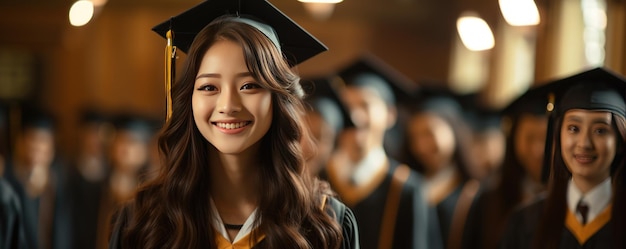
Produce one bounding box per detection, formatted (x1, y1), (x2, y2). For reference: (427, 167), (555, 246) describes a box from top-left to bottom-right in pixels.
(324, 196), (360, 249)
(500, 196), (546, 247)
(0, 178), (20, 209)
(108, 201), (135, 249)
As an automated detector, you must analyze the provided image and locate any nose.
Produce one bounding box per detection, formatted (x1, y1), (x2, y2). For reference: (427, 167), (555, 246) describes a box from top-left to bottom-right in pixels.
(217, 88), (242, 115)
(577, 130), (593, 149)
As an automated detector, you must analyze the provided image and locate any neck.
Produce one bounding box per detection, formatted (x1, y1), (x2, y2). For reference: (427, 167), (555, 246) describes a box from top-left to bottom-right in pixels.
(572, 174), (610, 194)
(209, 145), (260, 223)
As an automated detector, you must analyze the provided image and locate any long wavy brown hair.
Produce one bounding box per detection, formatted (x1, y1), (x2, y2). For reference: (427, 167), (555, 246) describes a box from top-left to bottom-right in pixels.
(118, 16), (343, 248)
(533, 112), (626, 249)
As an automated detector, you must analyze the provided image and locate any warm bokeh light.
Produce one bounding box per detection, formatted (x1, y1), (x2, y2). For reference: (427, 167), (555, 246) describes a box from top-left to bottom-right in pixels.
(298, 0), (343, 3)
(301, 2), (336, 20)
(499, 0), (540, 26)
(456, 14), (495, 51)
(69, 0), (94, 27)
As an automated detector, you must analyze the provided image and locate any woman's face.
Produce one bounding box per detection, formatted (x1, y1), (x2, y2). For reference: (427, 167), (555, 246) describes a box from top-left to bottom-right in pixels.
(341, 86), (390, 152)
(560, 109), (616, 183)
(192, 39), (273, 155)
(514, 114), (548, 182)
(407, 112), (456, 175)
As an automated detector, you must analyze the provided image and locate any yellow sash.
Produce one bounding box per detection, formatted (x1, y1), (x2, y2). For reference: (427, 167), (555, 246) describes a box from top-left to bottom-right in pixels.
(565, 204), (612, 245)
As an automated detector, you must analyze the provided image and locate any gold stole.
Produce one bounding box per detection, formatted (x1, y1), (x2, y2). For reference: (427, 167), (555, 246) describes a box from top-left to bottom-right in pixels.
(214, 231), (266, 249)
(565, 204), (612, 245)
(213, 195), (332, 248)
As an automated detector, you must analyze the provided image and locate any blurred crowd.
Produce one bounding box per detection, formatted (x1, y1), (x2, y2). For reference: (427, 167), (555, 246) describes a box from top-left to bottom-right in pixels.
(0, 53), (550, 249)
(0, 104), (161, 249)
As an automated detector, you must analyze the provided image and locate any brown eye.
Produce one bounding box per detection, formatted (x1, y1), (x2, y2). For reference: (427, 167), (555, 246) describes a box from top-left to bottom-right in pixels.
(240, 83), (261, 90)
(198, 85), (217, 91)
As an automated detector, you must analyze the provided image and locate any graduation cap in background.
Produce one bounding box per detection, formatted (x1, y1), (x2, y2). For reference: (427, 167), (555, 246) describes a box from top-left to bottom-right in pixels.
(111, 113), (161, 141)
(336, 53), (418, 109)
(457, 93), (503, 134)
(540, 67), (626, 183)
(302, 76), (354, 132)
(152, 0), (328, 120)
(79, 108), (110, 125)
(498, 81), (556, 137)
(410, 84), (464, 121)
(20, 105), (55, 131)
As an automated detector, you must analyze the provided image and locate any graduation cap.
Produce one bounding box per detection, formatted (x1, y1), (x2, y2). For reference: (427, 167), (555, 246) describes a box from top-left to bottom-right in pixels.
(153, 0), (327, 121)
(302, 76), (354, 131)
(456, 93), (503, 133)
(410, 84), (464, 121)
(20, 105), (55, 131)
(337, 54), (418, 108)
(112, 113), (160, 140)
(541, 67), (626, 182)
(79, 108), (110, 125)
(152, 0), (327, 64)
(498, 82), (556, 137)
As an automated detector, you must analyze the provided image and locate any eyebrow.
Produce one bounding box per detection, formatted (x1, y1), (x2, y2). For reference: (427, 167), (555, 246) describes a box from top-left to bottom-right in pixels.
(195, 72), (253, 80)
(564, 115), (612, 125)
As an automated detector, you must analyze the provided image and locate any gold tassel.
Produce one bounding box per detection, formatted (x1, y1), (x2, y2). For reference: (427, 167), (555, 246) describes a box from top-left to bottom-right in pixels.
(165, 30), (175, 121)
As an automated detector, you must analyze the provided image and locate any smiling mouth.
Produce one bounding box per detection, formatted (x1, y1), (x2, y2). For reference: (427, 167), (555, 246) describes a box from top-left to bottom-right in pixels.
(574, 155), (596, 164)
(212, 121), (252, 130)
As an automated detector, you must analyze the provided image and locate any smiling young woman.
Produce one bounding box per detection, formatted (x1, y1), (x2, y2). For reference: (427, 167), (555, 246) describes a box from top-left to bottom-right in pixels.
(500, 68), (626, 249)
(106, 1), (360, 248)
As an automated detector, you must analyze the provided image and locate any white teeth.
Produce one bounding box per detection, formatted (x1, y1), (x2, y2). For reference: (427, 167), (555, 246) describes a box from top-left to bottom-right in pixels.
(215, 122), (249, 129)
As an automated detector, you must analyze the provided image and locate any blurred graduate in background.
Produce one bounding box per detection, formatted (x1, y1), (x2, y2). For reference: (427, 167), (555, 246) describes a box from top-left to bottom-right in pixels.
(301, 76), (351, 178)
(67, 108), (113, 249)
(326, 54), (429, 249)
(4, 104), (72, 249)
(400, 86), (477, 249)
(462, 83), (552, 249)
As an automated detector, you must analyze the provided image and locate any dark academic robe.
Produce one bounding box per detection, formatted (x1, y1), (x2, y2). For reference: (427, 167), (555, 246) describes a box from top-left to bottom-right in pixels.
(67, 166), (107, 249)
(461, 185), (510, 249)
(108, 196), (360, 249)
(1, 178), (27, 249)
(435, 184), (463, 248)
(500, 198), (614, 249)
(329, 159), (429, 249)
(5, 165), (72, 249)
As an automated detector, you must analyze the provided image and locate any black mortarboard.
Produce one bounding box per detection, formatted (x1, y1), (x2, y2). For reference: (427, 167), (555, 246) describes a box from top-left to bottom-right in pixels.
(152, 0), (327, 66)
(541, 67), (626, 182)
(79, 108), (110, 125)
(337, 54), (418, 108)
(112, 113), (159, 138)
(302, 76), (354, 131)
(153, 0), (328, 120)
(502, 85), (554, 118)
(456, 93), (502, 133)
(411, 85), (464, 120)
(20, 105), (55, 131)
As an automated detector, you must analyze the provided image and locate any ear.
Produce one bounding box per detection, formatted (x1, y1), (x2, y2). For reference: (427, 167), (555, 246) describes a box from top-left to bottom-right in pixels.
(386, 106), (397, 129)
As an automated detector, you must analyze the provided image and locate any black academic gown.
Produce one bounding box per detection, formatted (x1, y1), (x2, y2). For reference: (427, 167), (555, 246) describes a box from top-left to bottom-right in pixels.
(108, 196), (360, 249)
(5, 164), (72, 249)
(330, 159), (429, 249)
(461, 184), (509, 249)
(67, 165), (107, 249)
(0, 177), (27, 249)
(500, 197), (615, 249)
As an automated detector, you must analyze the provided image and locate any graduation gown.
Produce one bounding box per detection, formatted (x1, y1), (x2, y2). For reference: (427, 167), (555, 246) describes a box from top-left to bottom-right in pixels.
(67, 165), (107, 249)
(108, 196), (360, 249)
(461, 185), (511, 249)
(5, 165), (72, 249)
(328, 159), (429, 249)
(0, 178), (27, 249)
(500, 198), (615, 249)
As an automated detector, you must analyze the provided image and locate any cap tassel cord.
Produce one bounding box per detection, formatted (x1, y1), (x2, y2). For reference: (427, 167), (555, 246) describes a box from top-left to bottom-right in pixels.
(165, 29), (175, 121)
